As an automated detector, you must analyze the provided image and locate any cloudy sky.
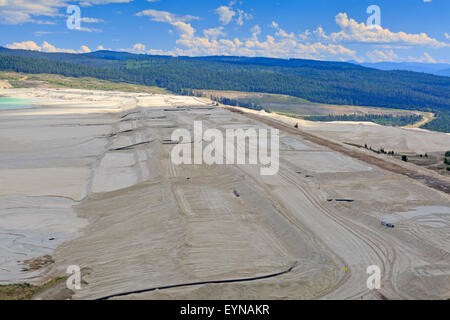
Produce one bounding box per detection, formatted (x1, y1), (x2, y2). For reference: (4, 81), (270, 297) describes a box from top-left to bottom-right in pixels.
(1, 0), (449, 63)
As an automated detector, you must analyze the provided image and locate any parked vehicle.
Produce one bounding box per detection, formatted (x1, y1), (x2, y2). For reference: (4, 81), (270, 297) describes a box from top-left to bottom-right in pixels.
(381, 221), (394, 228)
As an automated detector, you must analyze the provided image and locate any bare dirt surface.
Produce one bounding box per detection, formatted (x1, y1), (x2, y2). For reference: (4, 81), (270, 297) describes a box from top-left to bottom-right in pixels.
(195, 90), (419, 117)
(0, 80), (12, 89)
(0, 88), (449, 300)
(403, 112), (435, 129)
(241, 111), (450, 194)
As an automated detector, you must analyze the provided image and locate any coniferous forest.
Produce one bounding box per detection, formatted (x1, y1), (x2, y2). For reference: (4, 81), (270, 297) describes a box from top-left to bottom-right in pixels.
(0, 47), (448, 132)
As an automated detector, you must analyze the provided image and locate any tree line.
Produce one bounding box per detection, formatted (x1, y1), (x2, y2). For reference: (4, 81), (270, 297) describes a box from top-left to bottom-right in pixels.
(0, 52), (448, 132)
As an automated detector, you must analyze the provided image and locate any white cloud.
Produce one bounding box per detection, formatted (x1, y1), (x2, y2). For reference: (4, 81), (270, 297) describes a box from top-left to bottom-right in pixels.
(6, 40), (92, 54)
(271, 21), (296, 40)
(135, 8), (357, 61)
(191, 38), (353, 61)
(6, 40), (42, 51)
(21, 6), (431, 63)
(317, 13), (448, 48)
(445, 33), (450, 40)
(0, 1), (131, 25)
(79, 45), (91, 53)
(366, 49), (437, 63)
(0, 10), (34, 24)
(250, 25), (261, 40)
(366, 49), (398, 62)
(69, 25), (102, 32)
(79, 0), (133, 5)
(130, 43), (146, 54)
(41, 41), (59, 52)
(406, 52), (436, 63)
(136, 9), (198, 23)
(146, 48), (176, 56)
(215, 3), (252, 26)
(81, 17), (104, 23)
(236, 9), (252, 26)
(148, 19), (356, 62)
(215, 5), (235, 25)
(136, 9), (198, 40)
(203, 27), (226, 40)
(34, 31), (53, 37)
(173, 21), (196, 40)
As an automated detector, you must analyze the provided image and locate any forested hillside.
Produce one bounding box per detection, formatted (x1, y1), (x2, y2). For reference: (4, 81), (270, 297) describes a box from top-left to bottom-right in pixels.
(0, 47), (448, 132)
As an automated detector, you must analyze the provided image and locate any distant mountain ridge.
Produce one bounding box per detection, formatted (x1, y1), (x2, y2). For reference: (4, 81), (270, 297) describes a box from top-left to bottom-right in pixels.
(0, 47), (366, 70)
(350, 60), (450, 77)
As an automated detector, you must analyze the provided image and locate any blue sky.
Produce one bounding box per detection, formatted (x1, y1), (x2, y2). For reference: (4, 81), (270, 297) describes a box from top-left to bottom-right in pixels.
(1, 0), (449, 63)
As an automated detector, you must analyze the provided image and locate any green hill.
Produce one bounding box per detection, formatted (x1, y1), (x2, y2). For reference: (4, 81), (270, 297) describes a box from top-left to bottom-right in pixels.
(0, 47), (448, 132)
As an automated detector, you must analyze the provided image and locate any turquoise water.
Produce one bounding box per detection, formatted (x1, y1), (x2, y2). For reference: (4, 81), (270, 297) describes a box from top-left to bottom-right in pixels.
(0, 97), (34, 110)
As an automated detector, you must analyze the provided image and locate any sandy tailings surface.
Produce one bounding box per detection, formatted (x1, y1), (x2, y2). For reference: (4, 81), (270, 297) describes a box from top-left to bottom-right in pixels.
(0, 88), (449, 300)
(0, 81), (12, 89)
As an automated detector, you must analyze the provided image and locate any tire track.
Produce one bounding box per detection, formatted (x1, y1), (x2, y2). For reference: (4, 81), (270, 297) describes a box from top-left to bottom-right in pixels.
(278, 169), (400, 299)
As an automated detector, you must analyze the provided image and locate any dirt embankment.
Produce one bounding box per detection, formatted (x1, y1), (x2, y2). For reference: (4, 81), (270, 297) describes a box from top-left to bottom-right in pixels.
(403, 112), (435, 128)
(240, 109), (450, 195)
(0, 80), (12, 89)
